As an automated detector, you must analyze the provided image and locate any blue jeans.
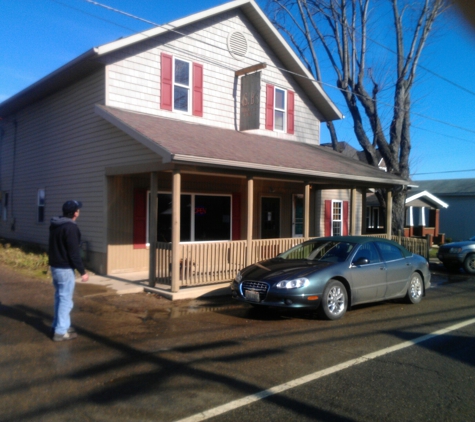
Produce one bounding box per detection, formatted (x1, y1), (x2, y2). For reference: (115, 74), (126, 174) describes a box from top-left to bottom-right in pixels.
(51, 267), (76, 335)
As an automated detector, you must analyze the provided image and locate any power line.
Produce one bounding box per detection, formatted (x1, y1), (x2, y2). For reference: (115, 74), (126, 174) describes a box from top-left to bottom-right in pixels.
(413, 168), (475, 175)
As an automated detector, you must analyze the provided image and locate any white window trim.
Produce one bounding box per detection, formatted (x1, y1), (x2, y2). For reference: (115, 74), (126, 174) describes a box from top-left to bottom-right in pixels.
(274, 87), (287, 132)
(146, 191), (232, 245)
(173, 57), (192, 114)
(331, 200), (343, 236)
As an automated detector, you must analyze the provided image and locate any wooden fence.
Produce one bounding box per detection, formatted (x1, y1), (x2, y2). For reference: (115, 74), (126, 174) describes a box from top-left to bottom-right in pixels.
(154, 235), (429, 288)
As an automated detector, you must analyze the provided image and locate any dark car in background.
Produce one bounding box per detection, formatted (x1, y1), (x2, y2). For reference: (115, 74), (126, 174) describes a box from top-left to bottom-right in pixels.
(231, 236), (431, 320)
(437, 237), (475, 274)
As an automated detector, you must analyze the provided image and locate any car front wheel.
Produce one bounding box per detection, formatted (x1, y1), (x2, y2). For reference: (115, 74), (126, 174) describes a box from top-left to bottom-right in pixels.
(463, 254), (475, 275)
(405, 272), (423, 304)
(319, 279), (348, 320)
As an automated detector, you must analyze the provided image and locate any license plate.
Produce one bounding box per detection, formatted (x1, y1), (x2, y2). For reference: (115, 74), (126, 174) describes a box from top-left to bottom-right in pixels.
(245, 289), (260, 302)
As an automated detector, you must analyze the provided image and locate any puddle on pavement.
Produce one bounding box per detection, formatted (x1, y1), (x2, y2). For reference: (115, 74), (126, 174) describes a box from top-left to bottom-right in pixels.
(142, 302), (247, 320)
(75, 283), (111, 297)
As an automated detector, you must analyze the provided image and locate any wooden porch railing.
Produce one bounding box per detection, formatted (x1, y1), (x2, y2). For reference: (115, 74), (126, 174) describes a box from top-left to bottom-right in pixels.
(154, 235), (429, 288)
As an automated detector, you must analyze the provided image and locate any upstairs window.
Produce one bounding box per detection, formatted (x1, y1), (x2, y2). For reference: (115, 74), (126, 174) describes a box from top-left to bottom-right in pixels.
(174, 59), (190, 112)
(161, 53), (203, 117)
(265, 84), (294, 134)
(274, 88), (286, 131)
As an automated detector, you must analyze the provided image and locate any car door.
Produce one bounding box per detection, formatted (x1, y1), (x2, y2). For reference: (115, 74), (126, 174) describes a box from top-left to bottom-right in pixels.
(350, 242), (387, 304)
(375, 241), (413, 298)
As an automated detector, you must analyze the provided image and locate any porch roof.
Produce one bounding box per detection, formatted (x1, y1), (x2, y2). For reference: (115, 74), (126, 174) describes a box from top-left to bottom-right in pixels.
(96, 105), (408, 187)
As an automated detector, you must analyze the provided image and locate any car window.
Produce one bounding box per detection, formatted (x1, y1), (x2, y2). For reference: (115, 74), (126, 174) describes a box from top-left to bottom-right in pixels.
(375, 242), (404, 261)
(352, 242), (381, 264)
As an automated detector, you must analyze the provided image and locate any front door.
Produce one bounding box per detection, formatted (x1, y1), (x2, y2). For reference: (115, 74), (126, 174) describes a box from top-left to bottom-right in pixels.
(261, 197), (280, 239)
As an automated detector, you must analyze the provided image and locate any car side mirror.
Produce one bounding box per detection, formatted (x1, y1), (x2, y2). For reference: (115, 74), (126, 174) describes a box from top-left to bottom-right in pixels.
(353, 257), (370, 266)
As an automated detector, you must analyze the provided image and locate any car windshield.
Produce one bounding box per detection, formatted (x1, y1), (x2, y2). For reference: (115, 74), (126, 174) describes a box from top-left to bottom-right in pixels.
(278, 240), (356, 263)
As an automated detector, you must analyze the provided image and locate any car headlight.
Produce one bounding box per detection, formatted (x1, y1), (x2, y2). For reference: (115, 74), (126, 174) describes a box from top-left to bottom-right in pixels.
(235, 271), (242, 283)
(450, 247), (463, 253)
(276, 278), (309, 289)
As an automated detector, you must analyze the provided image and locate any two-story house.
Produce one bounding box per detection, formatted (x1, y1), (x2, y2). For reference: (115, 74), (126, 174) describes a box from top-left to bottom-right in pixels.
(0, 0), (407, 293)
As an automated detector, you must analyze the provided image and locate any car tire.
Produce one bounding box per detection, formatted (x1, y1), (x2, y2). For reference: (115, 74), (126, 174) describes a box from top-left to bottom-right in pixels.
(319, 279), (348, 320)
(463, 254), (475, 275)
(405, 272), (423, 304)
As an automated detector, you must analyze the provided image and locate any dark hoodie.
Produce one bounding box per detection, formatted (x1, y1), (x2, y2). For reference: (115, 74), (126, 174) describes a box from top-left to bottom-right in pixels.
(48, 216), (85, 275)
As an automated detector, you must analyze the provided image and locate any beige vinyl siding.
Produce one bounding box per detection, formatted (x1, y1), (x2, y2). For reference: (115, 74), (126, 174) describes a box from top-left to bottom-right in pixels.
(105, 10), (321, 145)
(0, 70), (162, 273)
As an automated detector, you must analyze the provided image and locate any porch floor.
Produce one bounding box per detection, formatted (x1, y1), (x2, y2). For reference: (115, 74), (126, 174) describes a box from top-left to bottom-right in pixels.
(86, 271), (232, 300)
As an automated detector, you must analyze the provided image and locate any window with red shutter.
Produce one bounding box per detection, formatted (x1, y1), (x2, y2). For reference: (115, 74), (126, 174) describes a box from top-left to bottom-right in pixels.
(265, 85), (294, 133)
(161, 53), (203, 117)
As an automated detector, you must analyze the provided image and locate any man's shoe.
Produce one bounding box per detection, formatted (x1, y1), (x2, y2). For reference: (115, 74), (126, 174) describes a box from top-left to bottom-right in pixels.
(53, 331), (78, 342)
(51, 327), (76, 336)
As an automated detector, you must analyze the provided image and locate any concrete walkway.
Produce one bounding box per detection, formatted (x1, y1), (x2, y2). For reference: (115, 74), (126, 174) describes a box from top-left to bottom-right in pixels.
(85, 271), (231, 300)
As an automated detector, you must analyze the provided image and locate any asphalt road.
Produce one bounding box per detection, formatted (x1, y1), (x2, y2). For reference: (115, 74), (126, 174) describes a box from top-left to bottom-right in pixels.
(1, 264), (474, 422)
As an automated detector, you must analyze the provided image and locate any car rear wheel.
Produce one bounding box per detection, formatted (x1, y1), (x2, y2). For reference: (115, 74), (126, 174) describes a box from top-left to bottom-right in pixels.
(463, 254), (475, 275)
(319, 279), (348, 320)
(405, 272), (423, 304)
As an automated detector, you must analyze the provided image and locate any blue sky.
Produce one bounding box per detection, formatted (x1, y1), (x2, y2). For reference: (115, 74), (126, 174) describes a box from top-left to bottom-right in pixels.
(2, 0), (475, 181)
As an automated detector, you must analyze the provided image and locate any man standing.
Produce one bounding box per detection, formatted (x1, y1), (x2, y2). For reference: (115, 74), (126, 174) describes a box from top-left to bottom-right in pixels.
(48, 200), (89, 341)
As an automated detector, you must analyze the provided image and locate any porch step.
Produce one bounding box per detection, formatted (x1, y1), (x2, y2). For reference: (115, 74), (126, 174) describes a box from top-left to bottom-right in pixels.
(85, 271), (232, 300)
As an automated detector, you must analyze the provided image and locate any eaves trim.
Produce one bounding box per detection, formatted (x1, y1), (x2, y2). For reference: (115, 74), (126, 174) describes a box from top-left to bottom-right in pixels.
(406, 190), (449, 208)
(172, 154), (407, 186)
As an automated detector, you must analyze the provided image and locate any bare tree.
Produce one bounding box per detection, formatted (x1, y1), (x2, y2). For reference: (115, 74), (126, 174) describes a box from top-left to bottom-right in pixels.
(268, 0), (448, 233)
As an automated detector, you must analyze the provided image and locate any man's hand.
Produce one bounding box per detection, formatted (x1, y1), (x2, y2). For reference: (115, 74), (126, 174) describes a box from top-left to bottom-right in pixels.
(81, 273), (89, 283)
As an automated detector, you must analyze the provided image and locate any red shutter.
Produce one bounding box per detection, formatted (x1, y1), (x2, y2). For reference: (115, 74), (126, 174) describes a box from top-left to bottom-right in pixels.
(265, 84), (274, 130)
(192, 62), (203, 117)
(325, 200), (332, 237)
(160, 53), (173, 111)
(287, 90), (295, 134)
(232, 193), (241, 240)
(343, 201), (349, 236)
(133, 189), (147, 249)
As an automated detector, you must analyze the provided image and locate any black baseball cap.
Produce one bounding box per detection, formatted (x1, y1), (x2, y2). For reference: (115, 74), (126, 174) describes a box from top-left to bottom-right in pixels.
(62, 200), (83, 215)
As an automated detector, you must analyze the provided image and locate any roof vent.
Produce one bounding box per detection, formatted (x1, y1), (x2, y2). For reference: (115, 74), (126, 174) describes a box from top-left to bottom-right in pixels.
(227, 31), (248, 60)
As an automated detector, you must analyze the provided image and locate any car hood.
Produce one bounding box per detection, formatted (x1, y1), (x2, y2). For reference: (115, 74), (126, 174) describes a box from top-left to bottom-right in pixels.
(440, 240), (475, 249)
(240, 259), (334, 283)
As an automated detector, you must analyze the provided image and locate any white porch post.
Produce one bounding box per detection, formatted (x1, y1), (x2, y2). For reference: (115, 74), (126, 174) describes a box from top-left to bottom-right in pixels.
(149, 171), (158, 287)
(171, 169), (181, 293)
(386, 189), (393, 239)
(350, 188), (357, 235)
(246, 176), (254, 266)
(419, 206), (426, 226)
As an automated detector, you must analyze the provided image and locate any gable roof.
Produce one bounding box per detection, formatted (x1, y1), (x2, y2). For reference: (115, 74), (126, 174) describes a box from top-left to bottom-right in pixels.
(96, 105), (406, 186)
(0, 0), (341, 121)
(413, 179), (475, 196)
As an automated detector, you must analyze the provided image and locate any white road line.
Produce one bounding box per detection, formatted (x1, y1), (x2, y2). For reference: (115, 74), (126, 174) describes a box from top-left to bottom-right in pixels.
(175, 317), (475, 422)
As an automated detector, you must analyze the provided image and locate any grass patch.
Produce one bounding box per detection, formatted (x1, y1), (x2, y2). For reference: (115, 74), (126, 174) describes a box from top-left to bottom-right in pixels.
(0, 239), (50, 280)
